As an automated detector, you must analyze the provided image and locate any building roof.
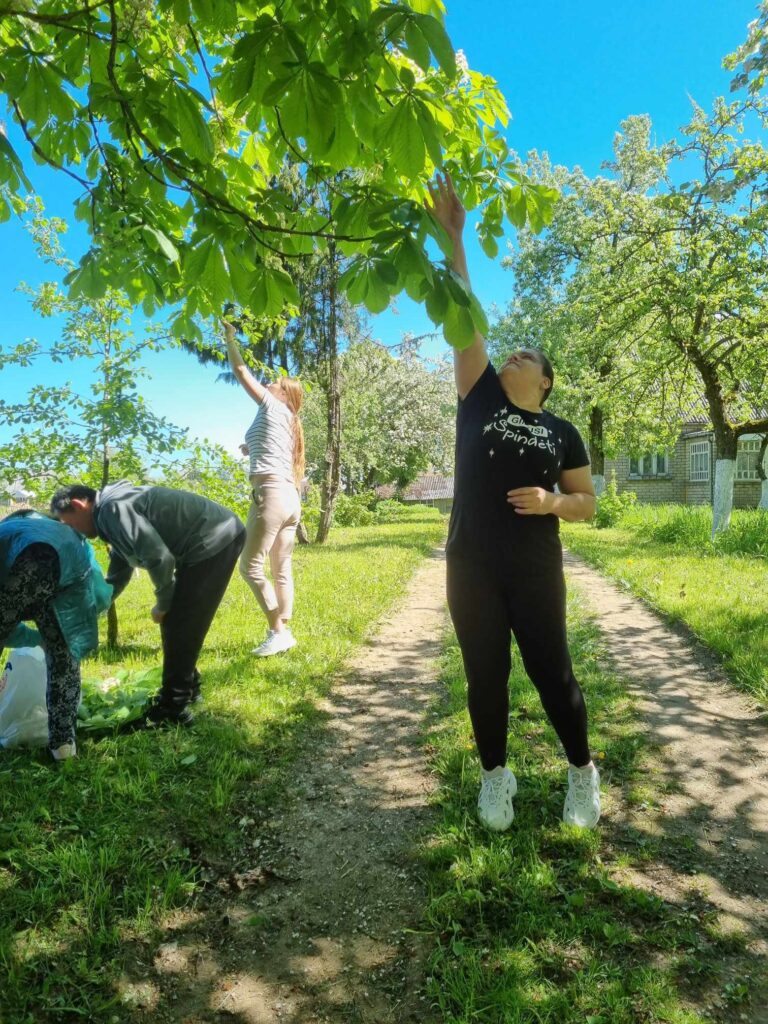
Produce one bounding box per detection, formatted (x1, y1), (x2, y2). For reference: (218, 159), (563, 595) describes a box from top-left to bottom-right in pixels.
(382, 474), (455, 501)
(663, 392), (768, 428)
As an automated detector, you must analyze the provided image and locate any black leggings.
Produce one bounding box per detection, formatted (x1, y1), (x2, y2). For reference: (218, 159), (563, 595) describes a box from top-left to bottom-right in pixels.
(446, 553), (590, 770)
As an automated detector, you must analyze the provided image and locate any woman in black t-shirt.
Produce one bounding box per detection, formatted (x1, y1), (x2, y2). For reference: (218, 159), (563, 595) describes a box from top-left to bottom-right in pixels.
(426, 173), (601, 832)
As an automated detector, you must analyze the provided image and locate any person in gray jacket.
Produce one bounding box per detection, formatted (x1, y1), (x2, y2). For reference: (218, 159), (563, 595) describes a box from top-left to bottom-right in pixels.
(50, 481), (245, 727)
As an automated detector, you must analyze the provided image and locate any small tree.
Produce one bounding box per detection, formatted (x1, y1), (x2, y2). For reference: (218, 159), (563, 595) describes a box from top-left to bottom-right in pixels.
(0, 210), (189, 641)
(305, 337), (454, 494)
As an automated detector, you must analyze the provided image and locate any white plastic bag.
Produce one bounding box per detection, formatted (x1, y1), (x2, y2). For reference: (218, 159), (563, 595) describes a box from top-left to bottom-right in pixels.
(0, 647), (49, 749)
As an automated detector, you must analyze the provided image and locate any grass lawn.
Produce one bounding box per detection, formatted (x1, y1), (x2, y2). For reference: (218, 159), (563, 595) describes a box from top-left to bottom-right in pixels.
(0, 512), (444, 1023)
(560, 521), (768, 705)
(422, 590), (757, 1024)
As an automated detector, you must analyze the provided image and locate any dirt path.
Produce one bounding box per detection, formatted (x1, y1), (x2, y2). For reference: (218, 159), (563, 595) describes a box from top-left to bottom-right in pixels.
(126, 546), (768, 1022)
(144, 549), (448, 1024)
(565, 550), (768, 1020)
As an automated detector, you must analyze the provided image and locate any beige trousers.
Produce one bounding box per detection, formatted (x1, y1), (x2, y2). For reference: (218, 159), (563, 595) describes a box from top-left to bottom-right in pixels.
(239, 477), (301, 620)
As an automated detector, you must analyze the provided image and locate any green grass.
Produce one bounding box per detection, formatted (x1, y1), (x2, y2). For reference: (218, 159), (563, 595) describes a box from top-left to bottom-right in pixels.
(421, 591), (761, 1023)
(561, 516), (768, 704)
(0, 512), (445, 1024)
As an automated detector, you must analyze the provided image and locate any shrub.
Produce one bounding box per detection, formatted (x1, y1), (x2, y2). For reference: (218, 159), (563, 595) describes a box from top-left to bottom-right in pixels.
(647, 505), (710, 546)
(593, 502), (768, 556)
(593, 475), (637, 528)
(372, 498), (408, 523)
(332, 492), (375, 527)
(716, 510), (768, 557)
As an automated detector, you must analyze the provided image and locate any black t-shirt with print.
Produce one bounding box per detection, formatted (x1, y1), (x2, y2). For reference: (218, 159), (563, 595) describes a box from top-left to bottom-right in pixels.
(447, 362), (590, 560)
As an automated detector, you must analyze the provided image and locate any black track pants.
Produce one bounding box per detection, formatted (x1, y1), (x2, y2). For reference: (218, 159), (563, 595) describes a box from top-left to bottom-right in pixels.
(159, 531), (246, 708)
(446, 552), (591, 770)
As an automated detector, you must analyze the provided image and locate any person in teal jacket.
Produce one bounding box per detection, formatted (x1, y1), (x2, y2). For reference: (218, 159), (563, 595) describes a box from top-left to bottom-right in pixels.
(0, 510), (112, 760)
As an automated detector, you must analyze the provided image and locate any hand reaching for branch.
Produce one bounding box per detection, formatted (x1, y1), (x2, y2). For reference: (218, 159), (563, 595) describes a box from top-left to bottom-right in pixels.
(426, 172), (466, 242)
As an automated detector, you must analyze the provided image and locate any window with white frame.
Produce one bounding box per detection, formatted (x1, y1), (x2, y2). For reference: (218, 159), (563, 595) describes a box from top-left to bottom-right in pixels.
(736, 437), (764, 481)
(689, 441), (710, 482)
(628, 453), (670, 478)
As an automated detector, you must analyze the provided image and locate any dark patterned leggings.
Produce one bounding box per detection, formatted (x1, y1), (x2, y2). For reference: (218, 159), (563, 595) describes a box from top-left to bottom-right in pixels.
(0, 545), (81, 749)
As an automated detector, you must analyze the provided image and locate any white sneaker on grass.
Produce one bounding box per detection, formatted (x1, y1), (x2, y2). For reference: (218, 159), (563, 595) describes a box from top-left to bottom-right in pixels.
(252, 628), (297, 658)
(477, 766), (517, 831)
(563, 763), (601, 828)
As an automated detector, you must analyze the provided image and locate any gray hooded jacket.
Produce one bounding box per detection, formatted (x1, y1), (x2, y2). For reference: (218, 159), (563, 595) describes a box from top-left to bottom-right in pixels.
(95, 481), (244, 612)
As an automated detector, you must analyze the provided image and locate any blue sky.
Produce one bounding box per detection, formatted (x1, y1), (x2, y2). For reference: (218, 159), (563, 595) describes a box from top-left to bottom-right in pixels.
(0, 0), (758, 456)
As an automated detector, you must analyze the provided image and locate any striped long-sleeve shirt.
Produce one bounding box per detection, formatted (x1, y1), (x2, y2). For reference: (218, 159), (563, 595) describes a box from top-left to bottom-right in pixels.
(244, 390), (295, 482)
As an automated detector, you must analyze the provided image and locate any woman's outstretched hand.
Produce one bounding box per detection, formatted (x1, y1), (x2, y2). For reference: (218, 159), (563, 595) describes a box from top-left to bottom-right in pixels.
(426, 172), (466, 241)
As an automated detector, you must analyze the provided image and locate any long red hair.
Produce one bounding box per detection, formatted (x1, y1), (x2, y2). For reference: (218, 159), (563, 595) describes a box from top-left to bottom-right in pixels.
(277, 378), (305, 486)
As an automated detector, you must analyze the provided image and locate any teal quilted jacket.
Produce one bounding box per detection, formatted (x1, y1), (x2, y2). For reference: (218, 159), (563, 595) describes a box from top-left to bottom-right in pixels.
(0, 511), (113, 660)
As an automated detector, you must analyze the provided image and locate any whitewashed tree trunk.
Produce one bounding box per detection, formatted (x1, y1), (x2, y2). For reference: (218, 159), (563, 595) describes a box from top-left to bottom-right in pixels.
(759, 479), (768, 510)
(711, 459), (735, 537)
(592, 474), (606, 496)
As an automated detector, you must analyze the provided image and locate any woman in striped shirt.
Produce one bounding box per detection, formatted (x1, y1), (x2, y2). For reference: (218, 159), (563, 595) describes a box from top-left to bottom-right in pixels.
(224, 321), (305, 657)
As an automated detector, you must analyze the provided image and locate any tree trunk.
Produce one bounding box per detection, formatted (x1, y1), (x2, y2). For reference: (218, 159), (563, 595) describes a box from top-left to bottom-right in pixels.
(101, 448), (120, 646)
(757, 434), (768, 510)
(712, 431), (737, 538)
(588, 405), (605, 476)
(588, 405), (606, 495)
(316, 248), (342, 544)
(691, 351), (736, 537)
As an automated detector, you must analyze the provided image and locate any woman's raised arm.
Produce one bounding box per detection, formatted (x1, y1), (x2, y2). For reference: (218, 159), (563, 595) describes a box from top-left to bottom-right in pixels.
(426, 173), (488, 400)
(223, 320), (269, 404)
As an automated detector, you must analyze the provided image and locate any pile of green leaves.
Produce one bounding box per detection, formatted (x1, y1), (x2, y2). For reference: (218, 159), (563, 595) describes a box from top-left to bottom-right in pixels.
(77, 667), (160, 733)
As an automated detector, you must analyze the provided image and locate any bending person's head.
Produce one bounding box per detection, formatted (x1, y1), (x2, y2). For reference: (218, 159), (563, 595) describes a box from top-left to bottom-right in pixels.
(50, 485), (98, 537)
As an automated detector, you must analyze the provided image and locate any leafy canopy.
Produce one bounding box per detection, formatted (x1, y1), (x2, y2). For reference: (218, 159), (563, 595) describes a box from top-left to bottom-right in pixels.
(0, 0), (557, 348)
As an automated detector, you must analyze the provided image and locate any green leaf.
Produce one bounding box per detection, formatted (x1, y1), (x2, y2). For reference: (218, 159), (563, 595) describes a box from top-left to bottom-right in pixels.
(399, 65), (416, 90)
(203, 242), (230, 307)
(218, 50), (256, 105)
(143, 226), (179, 263)
(258, 266), (299, 316)
(505, 185), (528, 229)
(425, 280), (449, 323)
(416, 14), (456, 78)
(404, 19), (431, 72)
(344, 264), (370, 305)
(468, 291), (489, 335)
(375, 260), (398, 286)
(228, 252), (257, 306)
(180, 754), (197, 765)
(362, 268), (390, 313)
(66, 255), (108, 300)
(304, 70), (337, 152)
(169, 86), (214, 162)
(478, 230), (499, 259)
(442, 298), (475, 349)
(414, 100), (443, 167)
(0, 133), (32, 191)
(382, 98), (425, 180)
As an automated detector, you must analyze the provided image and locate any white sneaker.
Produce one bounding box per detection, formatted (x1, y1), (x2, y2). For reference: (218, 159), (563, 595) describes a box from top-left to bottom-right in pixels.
(51, 742), (77, 761)
(252, 628), (297, 658)
(563, 763), (601, 828)
(477, 766), (517, 831)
